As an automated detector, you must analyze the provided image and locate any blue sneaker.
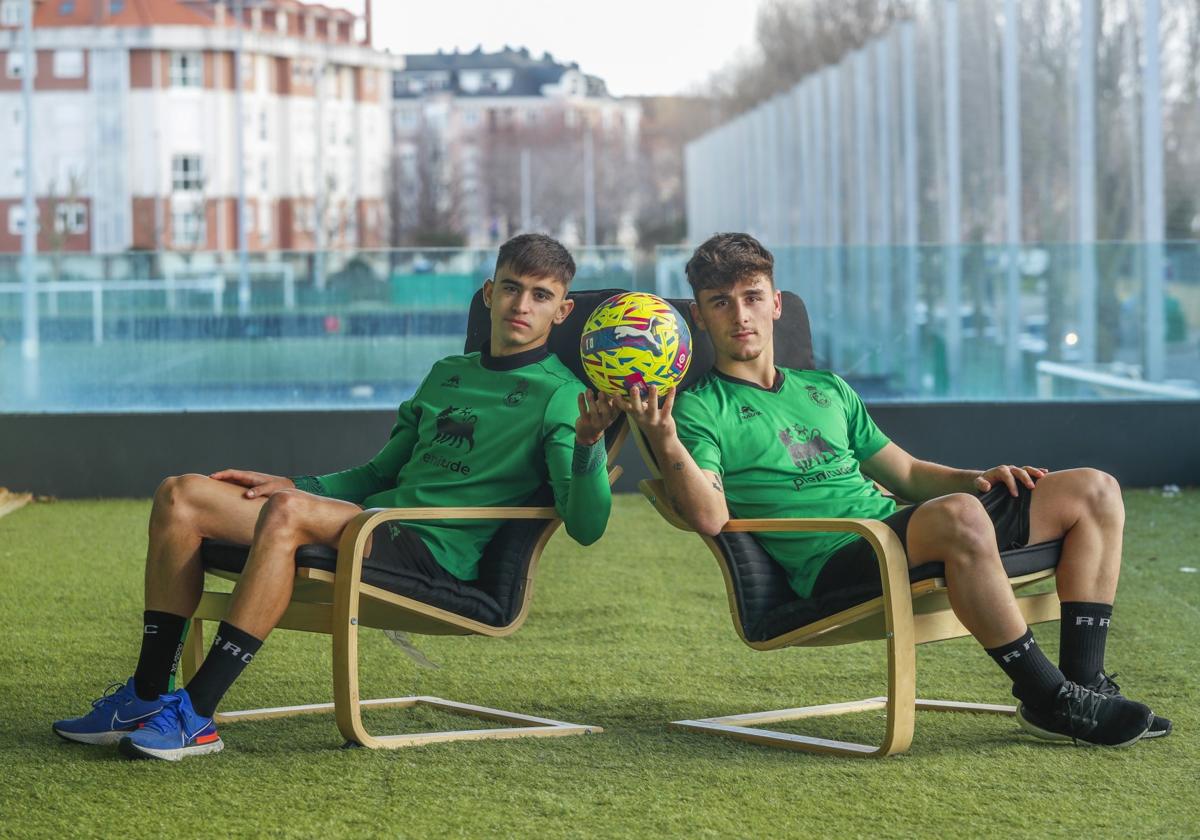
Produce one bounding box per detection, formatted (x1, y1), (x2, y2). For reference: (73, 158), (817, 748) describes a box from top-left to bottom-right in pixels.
(53, 677), (163, 745)
(118, 689), (223, 761)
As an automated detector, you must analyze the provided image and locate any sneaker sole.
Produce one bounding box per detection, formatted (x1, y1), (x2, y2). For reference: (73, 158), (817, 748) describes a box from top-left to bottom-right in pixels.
(118, 736), (224, 761)
(1016, 708), (1149, 747)
(1143, 716), (1172, 739)
(53, 726), (129, 746)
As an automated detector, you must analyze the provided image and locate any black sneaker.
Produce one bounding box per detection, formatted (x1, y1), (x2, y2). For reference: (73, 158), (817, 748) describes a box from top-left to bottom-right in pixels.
(1017, 681), (1151, 747)
(1089, 672), (1172, 739)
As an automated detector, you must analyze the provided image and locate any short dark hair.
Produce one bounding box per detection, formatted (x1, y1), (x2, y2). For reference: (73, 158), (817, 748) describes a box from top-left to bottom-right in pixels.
(494, 233), (576, 287)
(684, 232), (774, 295)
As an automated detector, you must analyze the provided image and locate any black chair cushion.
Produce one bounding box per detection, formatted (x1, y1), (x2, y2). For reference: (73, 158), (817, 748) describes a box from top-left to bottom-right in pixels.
(200, 538), (508, 626)
(739, 537), (1063, 643)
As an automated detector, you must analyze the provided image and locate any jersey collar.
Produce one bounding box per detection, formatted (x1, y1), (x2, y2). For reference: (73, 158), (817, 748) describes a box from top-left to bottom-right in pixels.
(712, 366), (785, 393)
(480, 342), (550, 371)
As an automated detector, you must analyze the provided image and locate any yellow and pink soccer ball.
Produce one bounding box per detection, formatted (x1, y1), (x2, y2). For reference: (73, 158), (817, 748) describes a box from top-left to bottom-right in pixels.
(579, 292), (692, 396)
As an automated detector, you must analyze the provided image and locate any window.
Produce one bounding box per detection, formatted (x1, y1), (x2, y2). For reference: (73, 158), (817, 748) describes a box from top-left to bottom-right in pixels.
(171, 205), (205, 247)
(108, 0), (124, 13)
(259, 109), (268, 141)
(258, 202), (271, 244)
(53, 50), (84, 78)
(1, 1), (22, 26)
(58, 1), (75, 14)
(54, 202), (87, 235)
(171, 155), (204, 191)
(169, 52), (202, 88)
(259, 158), (269, 192)
(6, 51), (32, 80)
(7, 206), (38, 236)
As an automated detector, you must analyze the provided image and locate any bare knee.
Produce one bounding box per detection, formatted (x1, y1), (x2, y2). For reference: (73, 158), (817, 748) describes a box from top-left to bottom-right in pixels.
(255, 490), (310, 539)
(1077, 468), (1124, 524)
(916, 493), (997, 564)
(151, 473), (209, 523)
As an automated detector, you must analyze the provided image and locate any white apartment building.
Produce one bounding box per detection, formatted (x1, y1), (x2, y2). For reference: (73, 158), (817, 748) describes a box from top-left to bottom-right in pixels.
(392, 46), (642, 247)
(0, 0), (399, 254)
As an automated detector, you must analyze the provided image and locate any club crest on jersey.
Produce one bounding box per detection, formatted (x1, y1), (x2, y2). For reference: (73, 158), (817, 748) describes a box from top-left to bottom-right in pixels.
(441, 375), (461, 388)
(505, 379), (530, 407)
(738, 405), (762, 421)
(778, 423), (837, 470)
(434, 406), (478, 451)
(806, 385), (832, 407)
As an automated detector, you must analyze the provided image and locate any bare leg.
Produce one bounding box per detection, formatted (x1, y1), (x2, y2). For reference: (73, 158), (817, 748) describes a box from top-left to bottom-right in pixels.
(904, 493), (1026, 648)
(223, 490), (366, 639)
(144, 474), (270, 617)
(1027, 468), (1124, 604)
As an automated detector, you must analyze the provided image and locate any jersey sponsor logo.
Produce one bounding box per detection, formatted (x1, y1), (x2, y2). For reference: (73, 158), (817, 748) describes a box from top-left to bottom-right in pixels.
(806, 385), (832, 407)
(504, 378), (530, 406)
(421, 452), (472, 475)
(434, 406), (478, 451)
(778, 423), (837, 471)
(738, 405), (762, 421)
(441, 375), (461, 388)
(792, 463), (855, 489)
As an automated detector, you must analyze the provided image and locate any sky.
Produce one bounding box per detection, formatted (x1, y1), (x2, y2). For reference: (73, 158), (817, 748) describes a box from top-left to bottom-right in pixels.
(359, 0), (761, 97)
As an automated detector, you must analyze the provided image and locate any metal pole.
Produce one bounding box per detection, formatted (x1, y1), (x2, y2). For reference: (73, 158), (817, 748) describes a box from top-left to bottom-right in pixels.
(20, 0), (38, 361)
(825, 67), (844, 371)
(1142, 0), (1165, 380)
(520, 148), (532, 231)
(809, 78), (827, 352)
(1004, 0), (1023, 393)
(234, 0), (250, 314)
(943, 0), (962, 393)
(582, 122), (596, 246)
(901, 21), (920, 395)
(314, 51), (327, 290)
(875, 37), (894, 379)
(853, 50), (870, 369)
(1077, 0), (1098, 365)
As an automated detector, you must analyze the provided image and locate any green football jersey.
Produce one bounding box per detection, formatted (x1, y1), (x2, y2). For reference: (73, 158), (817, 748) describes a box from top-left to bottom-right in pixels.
(673, 367), (895, 598)
(293, 345), (611, 581)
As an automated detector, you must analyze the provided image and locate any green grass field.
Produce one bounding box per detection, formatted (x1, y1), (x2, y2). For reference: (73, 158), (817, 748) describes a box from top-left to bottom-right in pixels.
(1, 492), (1197, 838)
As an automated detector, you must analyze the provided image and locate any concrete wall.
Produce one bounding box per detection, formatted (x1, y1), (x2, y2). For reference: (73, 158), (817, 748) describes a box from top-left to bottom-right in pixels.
(2, 401), (1196, 499)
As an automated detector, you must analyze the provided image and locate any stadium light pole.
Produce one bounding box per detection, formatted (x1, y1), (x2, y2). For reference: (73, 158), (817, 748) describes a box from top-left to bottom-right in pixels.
(1142, 0), (1165, 381)
(942, 0), (962, 394)
(20, 0), (38, 362)
(520, 148), (532, 232)
(1003, 0), (1022, 395)
(582, 121), (596, 247)
(234, 0), (251, 315)
(1077, 0), (1098, 366)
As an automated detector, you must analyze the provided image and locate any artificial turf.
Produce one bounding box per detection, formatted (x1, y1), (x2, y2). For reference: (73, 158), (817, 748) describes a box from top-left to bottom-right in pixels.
(0, 491), (1196, 838)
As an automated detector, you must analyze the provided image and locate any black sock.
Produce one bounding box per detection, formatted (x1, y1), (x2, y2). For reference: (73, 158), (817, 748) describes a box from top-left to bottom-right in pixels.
(133, 610), (188, 701)
(1059, 601), (1113, 685)
(986, 628), (1066, 710)
(185, 621), (263, 719)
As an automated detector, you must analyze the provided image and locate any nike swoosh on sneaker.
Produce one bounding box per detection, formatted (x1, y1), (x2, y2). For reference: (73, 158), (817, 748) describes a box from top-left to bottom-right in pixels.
(112, 709), (159, 727)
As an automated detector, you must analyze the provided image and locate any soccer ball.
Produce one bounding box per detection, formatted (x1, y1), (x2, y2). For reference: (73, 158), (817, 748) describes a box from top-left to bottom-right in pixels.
(579, 292), (692, 396)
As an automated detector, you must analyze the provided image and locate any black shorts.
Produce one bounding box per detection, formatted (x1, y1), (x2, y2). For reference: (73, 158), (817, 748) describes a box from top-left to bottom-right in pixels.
(811, 483), (1032, 599)
(365, 522), (503, 625)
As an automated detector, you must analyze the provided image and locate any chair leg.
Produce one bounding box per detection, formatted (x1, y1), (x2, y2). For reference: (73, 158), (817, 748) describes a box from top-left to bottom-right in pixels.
(328, 580), (600, 749)
(670, 632), (1014, 757)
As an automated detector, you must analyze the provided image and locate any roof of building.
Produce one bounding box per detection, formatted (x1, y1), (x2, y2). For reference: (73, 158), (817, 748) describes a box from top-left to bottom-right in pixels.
(23, 0), (353, 30)
(396, 45), (609, 99)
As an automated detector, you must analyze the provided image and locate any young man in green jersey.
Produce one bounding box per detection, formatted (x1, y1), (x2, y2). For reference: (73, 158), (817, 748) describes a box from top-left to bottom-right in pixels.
(623, 232), (1169, 748)
(53, 233), (622, 760)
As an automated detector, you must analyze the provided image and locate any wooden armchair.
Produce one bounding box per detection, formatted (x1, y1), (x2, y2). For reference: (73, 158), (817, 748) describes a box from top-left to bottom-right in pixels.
(633, 291), (1062, 757)
(181, 288), (630, 749)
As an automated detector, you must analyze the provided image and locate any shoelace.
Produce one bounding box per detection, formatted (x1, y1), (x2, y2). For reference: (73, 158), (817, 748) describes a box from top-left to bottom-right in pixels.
(1057, 682), (1104, 736)
(90, 682), (126, 710)
(143, 694), (184, 735)
(1092, 672), (1121, 697)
